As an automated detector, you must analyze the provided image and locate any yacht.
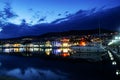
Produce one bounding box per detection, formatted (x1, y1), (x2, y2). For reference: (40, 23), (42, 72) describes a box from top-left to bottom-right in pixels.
(70, 43), (107, 62)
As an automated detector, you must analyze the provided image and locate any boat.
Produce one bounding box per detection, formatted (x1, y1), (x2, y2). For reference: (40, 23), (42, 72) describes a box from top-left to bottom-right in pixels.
(70, 43), (107, 62)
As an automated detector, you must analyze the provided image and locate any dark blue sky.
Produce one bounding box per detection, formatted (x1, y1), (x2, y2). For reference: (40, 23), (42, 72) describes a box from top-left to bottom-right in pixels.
(0, 0), (120, 38)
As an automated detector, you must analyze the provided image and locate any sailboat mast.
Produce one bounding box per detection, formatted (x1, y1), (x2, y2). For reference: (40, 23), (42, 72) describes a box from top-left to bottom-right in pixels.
(99, 19), (101, 38)
(98, 18), (102, 45)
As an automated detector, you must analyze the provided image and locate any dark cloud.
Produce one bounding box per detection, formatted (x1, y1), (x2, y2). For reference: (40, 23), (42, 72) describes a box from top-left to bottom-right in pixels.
(58, 14), (61, 16)
(50, 6), (120, 31)
(3, 2), (18, 19)
(65, 11), (69, 14)
(37, 16), (46, 23)
(1, 6), (120, 38)
(32, 11), (40, 19)
(21, 19), (27, 25)
(0, 2), (18, 26)
(52, 8), (97, 24)
(51, 18), (67, 24)
(28, 8), (33, 12)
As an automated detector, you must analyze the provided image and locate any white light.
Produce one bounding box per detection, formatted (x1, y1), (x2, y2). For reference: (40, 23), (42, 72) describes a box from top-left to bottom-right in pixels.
(116, 71), (119, 75)
(116, 70), (120, 75)
(63, 48), (69, 53)
(112, 40), (116, 42)
(112, 61), (117, 65)
(115, 37), (118, 40)
(108, 51), (114, 60)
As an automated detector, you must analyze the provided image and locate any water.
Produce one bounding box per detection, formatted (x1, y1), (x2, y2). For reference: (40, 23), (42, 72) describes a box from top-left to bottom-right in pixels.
(0, 53), (118, 80)
(0, 47), (118, 80)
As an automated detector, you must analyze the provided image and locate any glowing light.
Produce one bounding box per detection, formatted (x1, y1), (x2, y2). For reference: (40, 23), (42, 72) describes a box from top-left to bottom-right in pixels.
(29, 44), (34, 47)
(56, 49), (61, 53)
(39, 48), (44, 51)
(19, 48), (25, 52)
(29, 48), (34, 52)
(61, 53), (70, 57)
(63, 48), (69, 53)
(116, 70), (120, 75)
(80, 41), (86, 46)
(14, 48), (19, 52)
(112, 61), (117, 65)
(34, 45), (39, 47)
(34, 48), (39, 51)
(4, 44), (10, 47)
(61, 39), (69, 42)
(108, 51), (114, 60)
(4, 48), (10, 53)
(115, 37), (119, 39)
(45, 48), (52, 55)
(46, 51), (50, 56)
(54, 42), (61, 47)
(62, 43), (69, 47)
(13, 44), (21, 47)
(45, 41), (52, 47)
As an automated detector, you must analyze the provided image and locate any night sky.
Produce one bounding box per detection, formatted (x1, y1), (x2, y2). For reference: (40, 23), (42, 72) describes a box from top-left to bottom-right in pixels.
(0, 0), (120, 38)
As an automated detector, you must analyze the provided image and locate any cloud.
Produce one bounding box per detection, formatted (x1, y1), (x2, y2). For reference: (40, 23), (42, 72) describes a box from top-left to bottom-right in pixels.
(51, 6), (120, 30)
(58, 14), (61, 16)
(1, 6), (120, 38)
(3, 2), (18, 19)
(21, 19), (27, 25)
(37, 16), (46, 23)
(32, 11), (40, 19)
(0, 2), (18, 25)
(3, 68), (68, 80)
(51, 8), (95, 24)
(28, 8), (33, 12)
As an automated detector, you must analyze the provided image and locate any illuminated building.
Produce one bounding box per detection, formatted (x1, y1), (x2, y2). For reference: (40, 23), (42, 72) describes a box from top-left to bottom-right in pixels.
(51, 41), (61, 47)
(34, 48), (39, 52)
(28, 44), (34, 47)
(80, 41), (86, 46)
(61, 38), (70, 47)
(45, 41), (52, 47)
(4, 44), (11, 47)
(13, 44), (21, 47)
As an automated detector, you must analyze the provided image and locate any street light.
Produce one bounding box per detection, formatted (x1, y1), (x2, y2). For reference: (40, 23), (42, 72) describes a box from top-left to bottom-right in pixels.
(115, 37), (119, 40)
(115, 36), (120, 40)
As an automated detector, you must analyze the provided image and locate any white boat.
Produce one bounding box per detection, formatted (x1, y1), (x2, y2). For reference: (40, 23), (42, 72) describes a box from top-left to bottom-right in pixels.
(70, 43), (107, 62)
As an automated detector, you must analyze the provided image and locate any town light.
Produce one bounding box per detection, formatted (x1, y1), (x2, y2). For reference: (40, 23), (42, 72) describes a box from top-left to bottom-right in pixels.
(115, 37), (119, 40)
(108, 36), (120, 45)
(112, 61), (117, 65)
(80, 41), (86, 46)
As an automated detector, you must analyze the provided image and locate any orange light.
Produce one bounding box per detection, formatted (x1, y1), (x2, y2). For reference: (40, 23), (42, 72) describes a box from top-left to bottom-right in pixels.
(61, 38), (69, 42)
(61, 53), (70, 57)
(80, 41), (86, 46)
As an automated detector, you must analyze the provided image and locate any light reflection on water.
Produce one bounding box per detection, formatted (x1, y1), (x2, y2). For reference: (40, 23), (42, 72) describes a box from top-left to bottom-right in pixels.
(4, 68), (68, 80)
(0, 55), (70, 80)
(1, 47), (72, 57)
(0, 48), (118, 80)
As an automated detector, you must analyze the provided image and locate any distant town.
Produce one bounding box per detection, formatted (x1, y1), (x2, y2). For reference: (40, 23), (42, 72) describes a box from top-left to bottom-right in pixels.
(0, 29), (119, 56)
